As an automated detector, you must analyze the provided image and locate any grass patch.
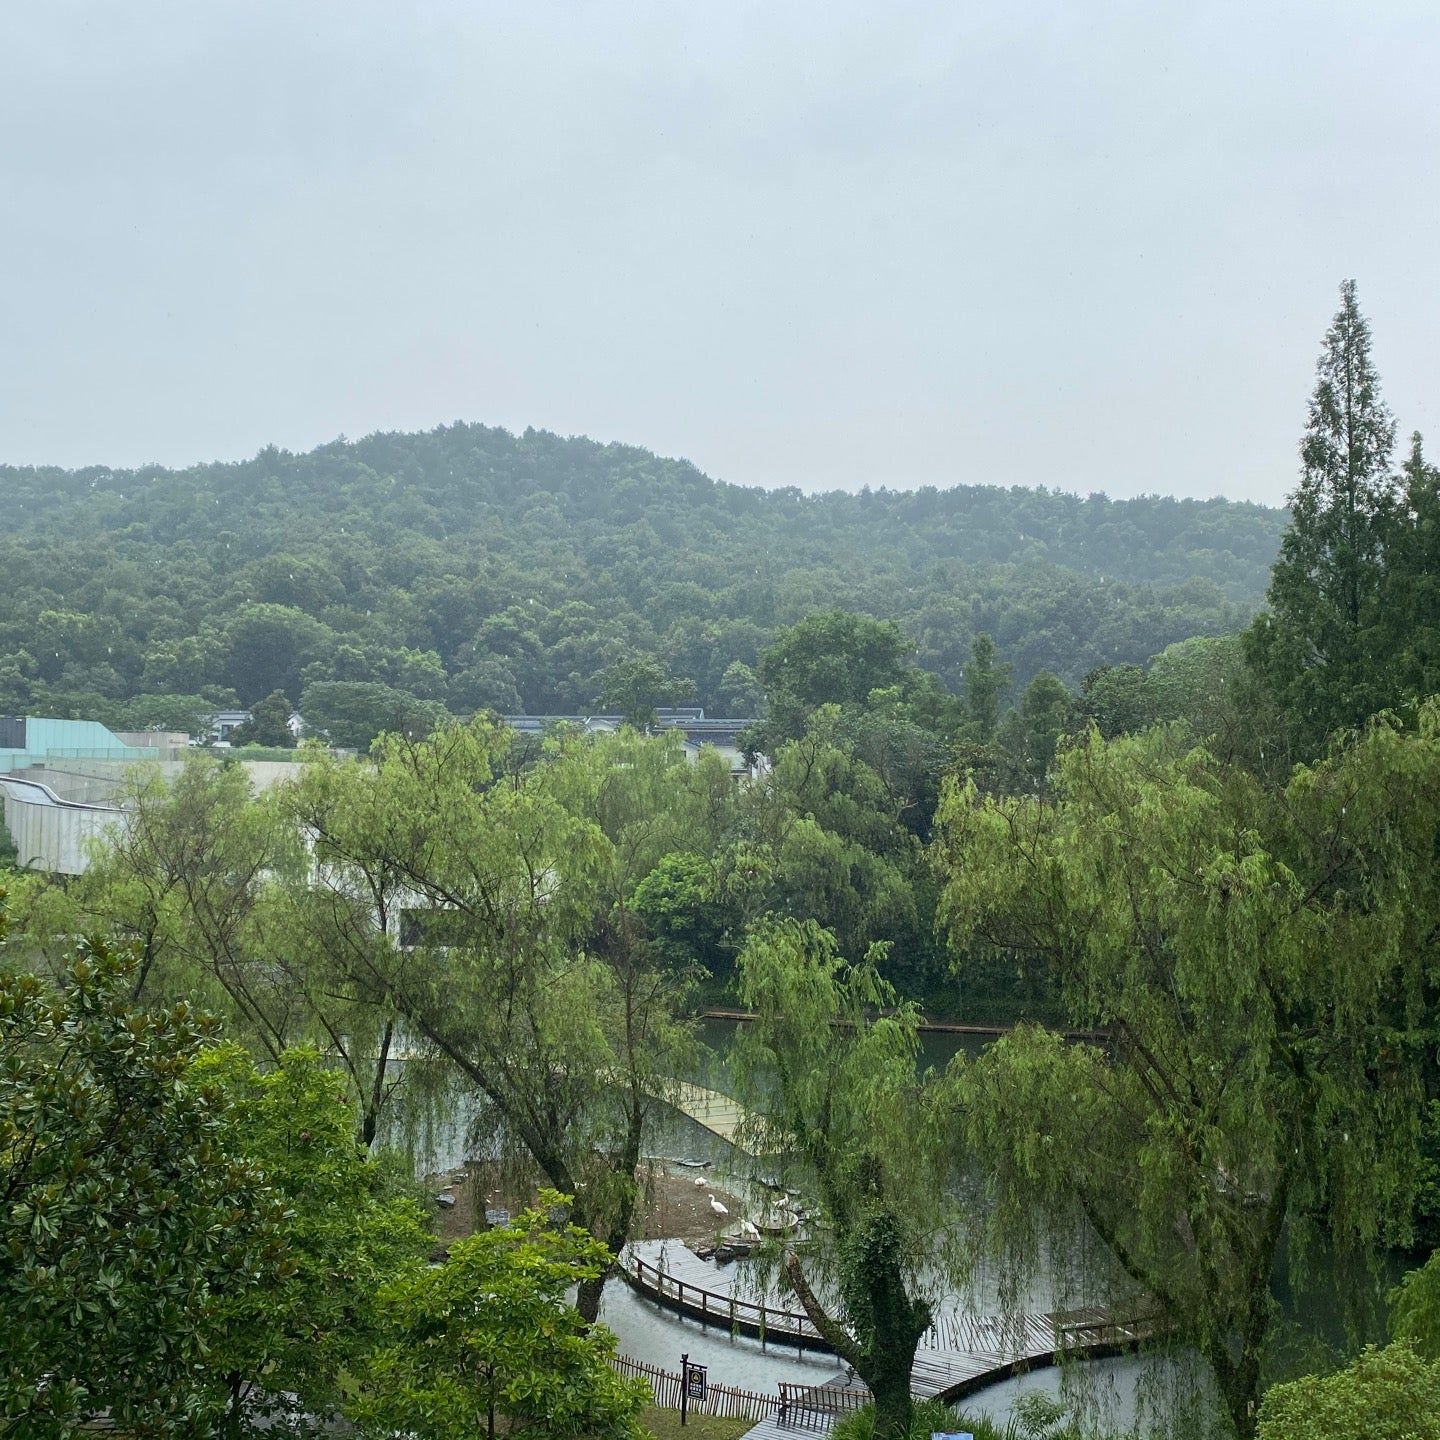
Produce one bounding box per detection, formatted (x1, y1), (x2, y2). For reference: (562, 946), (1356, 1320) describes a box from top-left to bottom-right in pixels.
(639, 1404), (754, 1440)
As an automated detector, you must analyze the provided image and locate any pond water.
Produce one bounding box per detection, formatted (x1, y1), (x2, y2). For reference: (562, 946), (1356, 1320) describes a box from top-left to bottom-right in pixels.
(393, 1018), (1395, 1435)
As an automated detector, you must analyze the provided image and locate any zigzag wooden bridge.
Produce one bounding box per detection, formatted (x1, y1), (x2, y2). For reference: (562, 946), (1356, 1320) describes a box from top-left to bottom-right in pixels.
(620, 1240), (1161, 1409)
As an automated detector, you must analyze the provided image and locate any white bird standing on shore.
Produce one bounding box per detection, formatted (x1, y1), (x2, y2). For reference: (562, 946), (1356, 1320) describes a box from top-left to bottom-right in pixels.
(693, 1177), (708, 1187)
(709, 1195), (729, 1218)
(742, 1220), (760, 1239)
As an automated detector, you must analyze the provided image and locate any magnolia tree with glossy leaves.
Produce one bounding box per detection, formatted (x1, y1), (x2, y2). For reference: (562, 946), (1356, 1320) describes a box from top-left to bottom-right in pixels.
(0, 894), (283, 1437)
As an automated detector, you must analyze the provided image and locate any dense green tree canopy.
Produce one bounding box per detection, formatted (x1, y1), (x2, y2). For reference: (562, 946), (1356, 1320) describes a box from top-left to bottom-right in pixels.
(1390, 431), (1440, 709)
(300, 679), (448, 752)
(1245, 281), (1440, 758)
(349, 1197), (647, 1440)
(0, 908), (280, 1438)
(195, 1046), (433, 1437)
(230, 689), (295, 748)
(0, 425), (1279, 726)
(962, 632), (1010, 742)
(759, 611), (913, 710)
(1256, 1343), (1440, 1440)
(287, 722), (701, 1320)
(732, 918), (947, 1440)
(596, 655), (695, 728)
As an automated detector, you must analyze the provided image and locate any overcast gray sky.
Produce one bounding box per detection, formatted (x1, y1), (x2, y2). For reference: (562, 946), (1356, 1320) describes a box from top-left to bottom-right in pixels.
(2, 2), (1436, 506)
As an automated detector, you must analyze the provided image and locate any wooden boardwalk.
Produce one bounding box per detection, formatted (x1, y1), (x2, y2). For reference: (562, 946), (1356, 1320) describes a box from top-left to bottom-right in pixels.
(623, 1240), (825, 1347)
(698, 1008), (1111, 1044)
(654, 1079), (787, 1155)
(621, 1240), (1159, 1408)
(665, 1081), (753, 1146)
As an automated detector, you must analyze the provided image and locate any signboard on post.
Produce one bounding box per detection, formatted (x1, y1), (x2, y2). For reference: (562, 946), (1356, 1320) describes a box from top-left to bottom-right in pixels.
(685, 1361), (708, 1402)
(679, 1353), (707, 1425)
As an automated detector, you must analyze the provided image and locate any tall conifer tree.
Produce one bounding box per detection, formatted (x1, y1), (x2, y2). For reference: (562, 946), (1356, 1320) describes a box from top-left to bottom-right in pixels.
(1246, 280), (1399, 751)
(1393, 431), (1440, 704)
(963, 632), (1010, 742)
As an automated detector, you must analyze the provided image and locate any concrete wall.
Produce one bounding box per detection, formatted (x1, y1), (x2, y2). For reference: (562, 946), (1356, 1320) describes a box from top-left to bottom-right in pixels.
(0, 759), (303, 876)
(0, 717), (159, 771)
(15, 765), (129, 805)
(28, 757), (302, 799)
(0, 781), (128, 876)
(113, 731), (192, 758)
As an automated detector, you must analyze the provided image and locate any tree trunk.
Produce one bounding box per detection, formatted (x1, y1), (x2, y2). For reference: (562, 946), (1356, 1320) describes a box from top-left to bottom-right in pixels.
(361, 1019), (394, 1147)
(868, 1361), (914, 1440)
(576, 1270), (606, 1325)
(1222, 1376), (1258, 1439)
(783, 1249), (925, 1440)
(574, 1080), (646, 1325)
(224, 1374), (246, 1440)
(1208, 1342), (1260, 1440)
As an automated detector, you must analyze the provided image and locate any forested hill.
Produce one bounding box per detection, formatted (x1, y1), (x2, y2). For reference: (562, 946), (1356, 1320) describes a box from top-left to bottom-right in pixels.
(0, 422), (1286, 720)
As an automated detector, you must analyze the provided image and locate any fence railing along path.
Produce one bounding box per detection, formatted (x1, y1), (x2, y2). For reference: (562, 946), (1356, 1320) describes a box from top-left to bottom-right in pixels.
(611, 1353), (872, 1433)
(623, 1240), (825, 1348)
(610, 1353), (786, 1423)
(619, 1240), (1163, 1406)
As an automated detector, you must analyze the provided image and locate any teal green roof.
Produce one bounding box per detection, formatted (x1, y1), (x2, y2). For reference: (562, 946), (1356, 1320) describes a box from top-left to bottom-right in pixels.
(0, 717), (159, 771)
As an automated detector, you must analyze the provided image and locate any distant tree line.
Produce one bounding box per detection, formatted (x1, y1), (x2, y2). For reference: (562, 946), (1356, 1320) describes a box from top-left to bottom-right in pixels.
(0, 422), (1281, 748)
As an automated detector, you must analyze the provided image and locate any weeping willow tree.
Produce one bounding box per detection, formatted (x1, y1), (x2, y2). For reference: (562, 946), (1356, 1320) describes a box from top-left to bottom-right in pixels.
(732, 918), (952, 1440)
(40, 759), (299, 1028)
(290, 720), (705, 1320)
(9, 755), (423, 1150)
(936, 708), (1440, 1437)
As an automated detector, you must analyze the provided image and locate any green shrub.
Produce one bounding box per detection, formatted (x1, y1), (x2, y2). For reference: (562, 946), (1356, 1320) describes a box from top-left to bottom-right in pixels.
(832, 1399), (971, 1440)
(831, 1393), (1079, 1440)
(1257, 1342), (1440, 1440)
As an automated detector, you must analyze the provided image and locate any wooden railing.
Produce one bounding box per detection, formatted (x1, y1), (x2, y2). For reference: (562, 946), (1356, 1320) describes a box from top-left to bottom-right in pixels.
(610, 1354), (784, 1422)
(621, 1249), (826, 1349)
(609, 1354), (873, 1428)
(1052, 1303), (1166, 1350)
(778, 1380), (870, 1429)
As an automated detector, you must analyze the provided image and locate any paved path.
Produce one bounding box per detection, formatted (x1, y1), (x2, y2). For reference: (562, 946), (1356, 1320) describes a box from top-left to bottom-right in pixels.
(635, 1239), (746, 1294)
(740, 1408), (840, 1440)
